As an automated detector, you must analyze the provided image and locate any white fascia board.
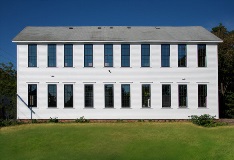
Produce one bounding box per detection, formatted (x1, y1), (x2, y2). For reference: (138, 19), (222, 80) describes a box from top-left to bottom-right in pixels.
(12, 40), (223, 43)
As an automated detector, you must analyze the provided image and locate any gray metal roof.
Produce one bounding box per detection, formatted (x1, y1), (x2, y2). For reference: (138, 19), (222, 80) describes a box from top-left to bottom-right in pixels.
(12, 26), (222, 42)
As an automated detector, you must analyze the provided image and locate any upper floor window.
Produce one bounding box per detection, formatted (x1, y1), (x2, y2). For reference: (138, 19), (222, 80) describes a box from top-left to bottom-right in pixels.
(179, 85), (187, 108)
(48, 84), (57, 107)
(121, 84), (130, 107)
(121, 44), (130, 67)
(64, 44), (73, 67)
(84, 44), (93, 67)
(178, 44), (187, 67)
(104, 44), (113, 67)
(28, 44), (37, 67)
(48, 44), (56, 67)
(105, 84), (114, 108)
(142, 84), (151, 107)
(162, 84), (171, 107)
(28, 84), (37, 107)
(198, 84), (207, 107)
(64, 84), (73, 108)
(161, 44), (170, 67)
(141, 44), (150, 67)
(198, 44), (206, 67)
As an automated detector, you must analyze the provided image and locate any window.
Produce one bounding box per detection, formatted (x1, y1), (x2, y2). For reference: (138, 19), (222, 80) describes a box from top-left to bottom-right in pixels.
(179, 85), (187, 108)
(48, 84), (57, 107)
(141, 44), (150, 67)
(105, 84), (114, 108)
(28, 44), (37, 67)
(64, 84), (73, 108)
(85, 84), (93, 107)
(28, 84), (37, 107)
(142, 84), (151, 107)
(178, 44), (187, 67)
(162, 85), (171, 107)
(198, 44), (206, 67)
(121, 84), (130, 107)
(161, 44), (170, 67)
(198, 85), (207, 107)
(121, 44), (130, 67)
(104, 44), (113, 67)
(64, 44), (73, 67)
(48, 44), (56, 67)
(84, 44), (93, 67)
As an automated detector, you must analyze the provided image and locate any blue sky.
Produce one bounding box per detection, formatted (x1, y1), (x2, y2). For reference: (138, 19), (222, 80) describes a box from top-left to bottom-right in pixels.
(0, 0), (233, 67)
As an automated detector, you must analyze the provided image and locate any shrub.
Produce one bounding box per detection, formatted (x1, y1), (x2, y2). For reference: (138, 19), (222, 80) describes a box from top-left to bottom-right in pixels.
(138, 119), (145, 122)
(116, 119), (124, 123)
(32, 119), (38, 123)
(190, 114), (227, 127)
(0, 119), (23, 127)
(75, 116), (90, 123)
(49, 117), (59, 123)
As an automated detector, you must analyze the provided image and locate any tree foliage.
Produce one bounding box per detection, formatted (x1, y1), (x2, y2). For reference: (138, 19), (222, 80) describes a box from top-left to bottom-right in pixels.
(0, 62), (17, 120)
(212, 23), (234, 118)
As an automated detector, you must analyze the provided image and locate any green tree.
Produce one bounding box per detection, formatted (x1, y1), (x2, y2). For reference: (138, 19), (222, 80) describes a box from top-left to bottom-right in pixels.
(0, 62), (17, 119)
(211, 23), (234, 118)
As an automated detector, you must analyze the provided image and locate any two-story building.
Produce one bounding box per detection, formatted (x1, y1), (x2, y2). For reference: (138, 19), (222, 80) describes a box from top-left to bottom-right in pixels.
(13, 26), (222, 119)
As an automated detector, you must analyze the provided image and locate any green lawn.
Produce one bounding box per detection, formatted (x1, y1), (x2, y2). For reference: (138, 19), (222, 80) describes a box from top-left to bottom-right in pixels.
(0, 122), (234, 160)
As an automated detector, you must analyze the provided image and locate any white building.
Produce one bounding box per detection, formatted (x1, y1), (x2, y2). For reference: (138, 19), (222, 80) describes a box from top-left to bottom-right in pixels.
(13, 26), (222, 119)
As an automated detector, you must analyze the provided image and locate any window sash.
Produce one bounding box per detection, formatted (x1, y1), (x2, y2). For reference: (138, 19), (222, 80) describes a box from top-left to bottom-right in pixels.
(85, 84), (93, 107)
(198, 85), (207, 107)
(162, 85), (171, 107)
(198, 44), (206, 67)
(121, 84), (130, 107)
(121, 44), (130, 67)
(64, 44), (73, 67)
(179, 85), (187, 107)
(64, 85), (73, 108)
(104, 44), (113, 67)
(141, 44), (150, 67)
(161, 44), (170, 67)
(28, 44), (37, 67)
(84, 44), (93, 67)
(28, 84), (37, 107)
(178, 44), (187, 67)
(48, 44), (56, 67)
(105, 84), (114, 108)
(48, 84), (57, 107)
(142, 84), (151, 107)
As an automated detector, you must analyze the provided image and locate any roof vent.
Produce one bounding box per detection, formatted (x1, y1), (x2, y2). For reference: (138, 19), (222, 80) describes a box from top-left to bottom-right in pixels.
(98, 27), (101, 29)
(69, 27), (73, 29)
(127, 26), (131, 29)
(155, 27), (160, 29)
(110, 27), (113, 29)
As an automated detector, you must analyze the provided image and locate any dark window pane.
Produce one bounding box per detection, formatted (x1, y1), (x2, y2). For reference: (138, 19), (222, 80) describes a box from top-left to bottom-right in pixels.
(105, 84), (114, 108)
(85, 84), (93, 107)
(64, 44), (73, 67)
(142, 84), (151, 107)
(104, 44), (113, 67)
(28, 84), (37, 107)
(179, 85), (187, 107)
(84, 44), (93, 67)
(121, 44), (130, 67)
(198, 85), (207, 107)
(64, 85), (73, 107)
(121, 84), (130, 107)
(178, 44), (187, 67)
(161, 44), (170, 67)
(141, 44), (150, 67)
(162, 85), (171, 107)
(28, 44), (37, 67)
(48, 84), (57, 107)
(48, 44), (56, 67)
(198, 44), (206, 67)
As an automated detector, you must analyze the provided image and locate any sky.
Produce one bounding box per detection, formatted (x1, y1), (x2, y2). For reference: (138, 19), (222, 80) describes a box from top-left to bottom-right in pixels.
(0, 0), (233, 67)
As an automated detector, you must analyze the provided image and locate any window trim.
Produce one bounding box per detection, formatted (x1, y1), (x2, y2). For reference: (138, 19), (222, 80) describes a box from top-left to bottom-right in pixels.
(121, 84), (131, 108)
(64, 84), (73, 108)
(142, 84), (151, 108)
(141, 44), (150, 67)
(28, 44), (37, 67)
(48, 84), (57, 108)
(84, 44), (93, 67)
(104, 44), (113, 67)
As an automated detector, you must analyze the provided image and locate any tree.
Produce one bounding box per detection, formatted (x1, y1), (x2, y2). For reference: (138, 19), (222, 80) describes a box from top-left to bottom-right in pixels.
(211, 23), (234, 118)
(0, 62), (17, 120)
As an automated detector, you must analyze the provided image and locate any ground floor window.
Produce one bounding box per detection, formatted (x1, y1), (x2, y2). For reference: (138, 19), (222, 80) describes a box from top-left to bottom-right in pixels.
(85, 84), (93, 107)
(121, 84), (130, 108)
(179, 85), (187, 108)
(142, 84), (151, 107)
(198, 84), (207, 107)
(162, 84), (171, 107)
(28, 84), (37, 107)
(105, 84), (114, 108)
(48, 84), (57, 107)
(64, 84), (73, 108)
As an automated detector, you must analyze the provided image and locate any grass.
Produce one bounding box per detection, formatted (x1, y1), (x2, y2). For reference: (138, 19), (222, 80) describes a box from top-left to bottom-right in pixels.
(0, 122), (234, 160)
